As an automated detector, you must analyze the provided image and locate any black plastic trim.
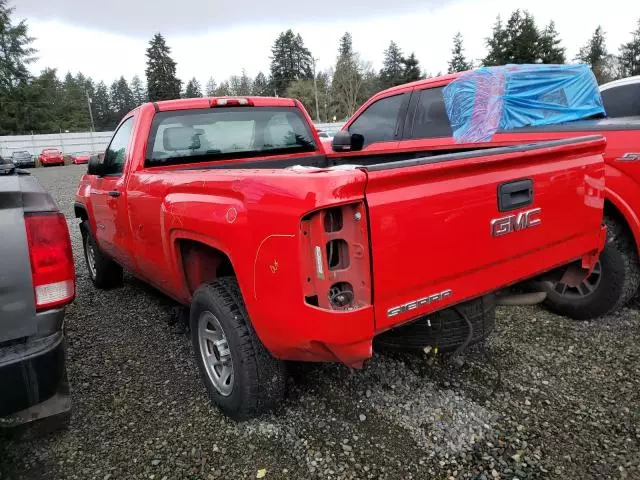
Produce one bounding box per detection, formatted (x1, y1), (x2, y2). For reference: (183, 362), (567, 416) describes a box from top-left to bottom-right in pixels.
(498, 178), (533, 212)
(363, 135), (604, 172)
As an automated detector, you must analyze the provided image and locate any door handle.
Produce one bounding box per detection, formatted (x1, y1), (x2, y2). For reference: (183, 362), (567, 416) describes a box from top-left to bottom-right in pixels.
(108, 191), (121, 198)
(498, 179), (533, 212)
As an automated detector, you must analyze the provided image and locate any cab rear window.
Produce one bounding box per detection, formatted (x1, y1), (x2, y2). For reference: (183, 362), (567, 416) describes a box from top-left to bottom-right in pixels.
(145, 107), (317, 167)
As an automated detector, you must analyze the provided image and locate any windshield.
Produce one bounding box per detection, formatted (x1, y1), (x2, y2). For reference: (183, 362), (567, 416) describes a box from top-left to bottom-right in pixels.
(145, 107), (316, 167)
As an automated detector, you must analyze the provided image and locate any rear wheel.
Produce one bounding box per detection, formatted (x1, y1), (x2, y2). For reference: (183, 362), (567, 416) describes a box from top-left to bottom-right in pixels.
(543, 216), (639, 319)
(374, 295), (496, 353)
(190, 277), (286, 420)
(81, 221), (123, 289)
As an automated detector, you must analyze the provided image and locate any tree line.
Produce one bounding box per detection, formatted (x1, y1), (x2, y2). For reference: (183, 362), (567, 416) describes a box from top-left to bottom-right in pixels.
(1, 0), (639, 135)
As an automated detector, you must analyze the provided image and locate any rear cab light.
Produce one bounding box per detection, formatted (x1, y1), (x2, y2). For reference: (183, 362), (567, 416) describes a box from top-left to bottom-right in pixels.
(210, 98), (253, 107)
(24, 212), (75, 311)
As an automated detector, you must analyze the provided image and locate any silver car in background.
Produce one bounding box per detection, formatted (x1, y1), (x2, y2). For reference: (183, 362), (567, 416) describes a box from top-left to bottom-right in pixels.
(11, 150), (36, 168)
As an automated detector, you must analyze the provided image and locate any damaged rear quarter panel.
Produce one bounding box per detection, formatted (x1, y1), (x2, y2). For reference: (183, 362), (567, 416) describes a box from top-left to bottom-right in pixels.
(125, 167), (374, 362)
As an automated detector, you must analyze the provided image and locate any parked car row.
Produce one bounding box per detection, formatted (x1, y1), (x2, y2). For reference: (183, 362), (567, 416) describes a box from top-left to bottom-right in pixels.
(0, 149), (96, 168)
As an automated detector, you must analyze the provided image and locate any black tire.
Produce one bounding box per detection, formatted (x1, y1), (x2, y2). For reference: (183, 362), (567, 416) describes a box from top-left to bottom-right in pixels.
(80, 220), (123, 289)
(190, 277), (286, 420)
(543, 216), (639, 320)
(374, 295), (496, 353)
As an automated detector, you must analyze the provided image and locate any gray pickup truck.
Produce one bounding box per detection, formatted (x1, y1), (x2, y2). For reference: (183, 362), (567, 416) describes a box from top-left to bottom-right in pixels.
(0, 158), (75, 432)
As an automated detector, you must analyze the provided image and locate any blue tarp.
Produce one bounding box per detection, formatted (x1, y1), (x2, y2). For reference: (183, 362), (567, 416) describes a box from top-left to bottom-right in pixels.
(443, 64), (605, 143)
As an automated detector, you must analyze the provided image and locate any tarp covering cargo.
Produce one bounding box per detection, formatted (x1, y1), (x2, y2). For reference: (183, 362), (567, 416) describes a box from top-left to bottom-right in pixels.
(443, 64), (605, 143)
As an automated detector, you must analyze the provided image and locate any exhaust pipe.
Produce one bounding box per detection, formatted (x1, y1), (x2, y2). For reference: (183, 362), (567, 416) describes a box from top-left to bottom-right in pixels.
(495, 291), (547, 306)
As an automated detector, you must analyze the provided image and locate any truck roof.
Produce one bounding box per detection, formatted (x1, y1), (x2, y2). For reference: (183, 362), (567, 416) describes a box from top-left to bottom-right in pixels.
(374, 72), (462, 97)
(150, 96), (298, 112)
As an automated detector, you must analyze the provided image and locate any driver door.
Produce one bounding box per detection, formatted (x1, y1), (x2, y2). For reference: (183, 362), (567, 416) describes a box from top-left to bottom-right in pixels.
(90, 115), (136, 270)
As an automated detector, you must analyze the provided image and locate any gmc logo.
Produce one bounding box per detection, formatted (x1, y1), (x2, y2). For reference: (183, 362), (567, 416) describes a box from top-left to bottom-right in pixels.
(491, 208), (541, 237)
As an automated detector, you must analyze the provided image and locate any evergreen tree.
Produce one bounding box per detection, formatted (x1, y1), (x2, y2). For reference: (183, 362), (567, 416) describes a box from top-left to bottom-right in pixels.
(0, 0), (36, 134)
(619, 19), (640, 77)
(252, 72), (270, 96)
(130, 75), (147, 105)
(269, 29), (313, 95)
(205, 77), (217, 96)
(484, 15), (509, 66)
(379, 41), (405, 89)
(59, 72), (91, 131)
(184, 77), (203, 97)
(214, 81), (231, 96)
(448, 33), (473, 73)
(286, 79), (316, 118)
(539, 21), (566, 64)
(110, 76), (135, 121)
(93, 81), (113, 131)
(0, 0), (35, 91)
(331, 32), (369, 119)
(229, 70), (252, 95)
(484, 10), (561, 66)
(145, 33), (182, 101)
(402, 53), (422, 82)
(576, 26), (615, 84)
(504, 10), (541, 64)
(22, 68), (61, 133)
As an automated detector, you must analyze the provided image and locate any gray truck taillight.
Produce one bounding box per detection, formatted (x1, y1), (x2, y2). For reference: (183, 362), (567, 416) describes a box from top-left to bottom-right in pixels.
(24, 212), (76, 311)
(300, 203), (371, 311)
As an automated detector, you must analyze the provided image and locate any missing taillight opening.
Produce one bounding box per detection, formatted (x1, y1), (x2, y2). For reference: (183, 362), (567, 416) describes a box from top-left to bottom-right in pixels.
(328, 282), (355, 309)
(24, 212), (75, 311)
(323, 208), (343, 232)
(326, 239), (349, 270)
(301, 202), (371, 310)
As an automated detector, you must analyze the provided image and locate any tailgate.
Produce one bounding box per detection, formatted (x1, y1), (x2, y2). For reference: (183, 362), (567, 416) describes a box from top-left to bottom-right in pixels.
(364, 136), (606, 331)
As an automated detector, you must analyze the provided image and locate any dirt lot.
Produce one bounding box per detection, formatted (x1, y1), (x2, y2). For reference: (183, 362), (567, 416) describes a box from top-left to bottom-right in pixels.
(1, 164), (639, 480)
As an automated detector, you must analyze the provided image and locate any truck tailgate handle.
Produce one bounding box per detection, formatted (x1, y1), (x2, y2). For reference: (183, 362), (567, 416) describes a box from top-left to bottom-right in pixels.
(498, 179), (533, 212)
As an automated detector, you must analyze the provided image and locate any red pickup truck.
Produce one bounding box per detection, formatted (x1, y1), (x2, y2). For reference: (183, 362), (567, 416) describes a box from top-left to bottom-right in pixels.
(75, 96), (606, 419)
(337, 73), (640, 320)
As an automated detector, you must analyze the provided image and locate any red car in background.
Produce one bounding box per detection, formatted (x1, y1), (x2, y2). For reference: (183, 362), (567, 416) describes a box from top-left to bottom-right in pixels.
(39, 148), (64, 166)
(70, 152), (91, 164)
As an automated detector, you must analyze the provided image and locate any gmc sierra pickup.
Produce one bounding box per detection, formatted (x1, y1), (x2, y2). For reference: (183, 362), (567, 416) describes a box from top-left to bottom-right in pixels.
(75, 96), (606, 419)
(338, 72), (640, 320)
(0, 157), (75, 432)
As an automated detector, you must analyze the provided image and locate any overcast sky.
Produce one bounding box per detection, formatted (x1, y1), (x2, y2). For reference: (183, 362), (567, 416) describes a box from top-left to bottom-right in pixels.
(14, 0), (640, 88)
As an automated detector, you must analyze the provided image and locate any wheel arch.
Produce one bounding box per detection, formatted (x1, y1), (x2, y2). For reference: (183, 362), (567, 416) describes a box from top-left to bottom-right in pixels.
(604, 191), (640, 253)
(74, 202), (89, 222)
(175, 237), (237, 298)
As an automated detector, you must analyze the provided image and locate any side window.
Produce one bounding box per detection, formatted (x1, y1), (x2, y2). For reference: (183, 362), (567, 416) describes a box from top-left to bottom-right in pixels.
(410, 87), (453, 139)
(103, 117), (134, 175)
(601, 83), (640, 118)
(348, 94), (405, 147)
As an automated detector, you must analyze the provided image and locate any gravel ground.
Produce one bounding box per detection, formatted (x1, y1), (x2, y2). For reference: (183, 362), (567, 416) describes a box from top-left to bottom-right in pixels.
(1, 164), (639, 480)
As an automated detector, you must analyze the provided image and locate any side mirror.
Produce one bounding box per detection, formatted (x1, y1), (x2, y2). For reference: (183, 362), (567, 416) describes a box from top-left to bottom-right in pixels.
(87, 154), (103, 176)
(331, 131), (364, 153)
